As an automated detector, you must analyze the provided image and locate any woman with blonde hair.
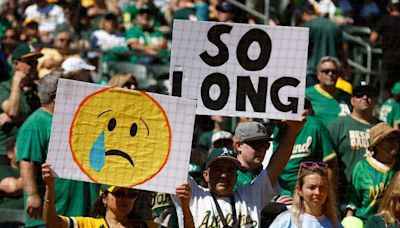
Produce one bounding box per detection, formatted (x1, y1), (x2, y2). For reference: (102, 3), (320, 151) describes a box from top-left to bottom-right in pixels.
(366, 171), (400, 227)
(270, 162), (342, 228)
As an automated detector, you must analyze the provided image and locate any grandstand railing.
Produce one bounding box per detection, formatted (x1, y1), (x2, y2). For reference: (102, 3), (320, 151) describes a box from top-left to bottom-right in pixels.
(342, 26), (383, 85)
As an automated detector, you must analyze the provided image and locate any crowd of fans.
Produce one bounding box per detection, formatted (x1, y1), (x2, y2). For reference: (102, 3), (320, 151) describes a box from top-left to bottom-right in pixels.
(1, 0), (400, 227)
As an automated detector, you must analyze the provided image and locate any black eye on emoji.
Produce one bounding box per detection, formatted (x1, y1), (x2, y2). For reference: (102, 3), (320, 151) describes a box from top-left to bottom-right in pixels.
(108, 118), (116, 131)
(130, 123), (137, 137)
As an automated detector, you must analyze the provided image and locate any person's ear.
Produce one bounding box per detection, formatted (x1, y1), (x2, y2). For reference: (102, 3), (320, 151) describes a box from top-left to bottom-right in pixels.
(234, 141), (241, 154)
(203, 170), (210, 183)
(296, 185), (302, 197)
(102, 193), (108, 205)
(6, 150), (13, 160)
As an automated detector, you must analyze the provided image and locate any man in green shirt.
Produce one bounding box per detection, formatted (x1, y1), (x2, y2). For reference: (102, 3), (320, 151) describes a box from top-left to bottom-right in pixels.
(306, 56), (351, 127)
(0, 44), (42, 164)
(16, 72), (99, 227)
(301, 4), (343, 87)
(379, 81), (400, 129)
(125, 7), (168, 64)
(278, 99), (337, 197)
(329, 83), (380, 215)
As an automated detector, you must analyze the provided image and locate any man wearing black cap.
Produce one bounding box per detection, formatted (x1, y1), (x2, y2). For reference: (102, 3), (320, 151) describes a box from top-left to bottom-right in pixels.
(0, 44), (42, 164)
(173, 119), (303, 227)
(329, 83), (380, 216)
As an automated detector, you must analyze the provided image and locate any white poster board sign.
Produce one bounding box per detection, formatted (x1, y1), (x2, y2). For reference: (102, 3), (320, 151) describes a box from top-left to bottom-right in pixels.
(170, 20), (309, 120)
(47, 79), (196, 194)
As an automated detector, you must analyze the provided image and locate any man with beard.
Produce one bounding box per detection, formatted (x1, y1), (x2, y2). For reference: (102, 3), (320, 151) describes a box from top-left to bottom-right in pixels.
(173, 120), (304, 227)
(329, 83), (380, 216)
(126, 6), (168, 64)
(0, 44), (42, 164)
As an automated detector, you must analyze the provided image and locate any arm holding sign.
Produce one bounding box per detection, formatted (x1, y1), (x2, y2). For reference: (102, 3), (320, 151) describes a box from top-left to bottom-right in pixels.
(267, 115), (306, 187)
(42, 163), (67, 228)
(175, 182), (195, 228)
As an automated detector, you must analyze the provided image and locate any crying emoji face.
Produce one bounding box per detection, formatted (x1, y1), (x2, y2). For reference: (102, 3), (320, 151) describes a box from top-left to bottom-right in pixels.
(69, 87), (171, 187)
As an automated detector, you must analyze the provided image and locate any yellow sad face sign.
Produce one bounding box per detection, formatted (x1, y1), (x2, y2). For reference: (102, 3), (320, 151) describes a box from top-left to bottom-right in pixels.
(70, 88), (171, 187)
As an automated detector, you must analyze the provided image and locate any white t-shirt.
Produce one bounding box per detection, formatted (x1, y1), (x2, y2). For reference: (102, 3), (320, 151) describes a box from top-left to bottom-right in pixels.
(172, 169), (276, 228)
(270, 210), (343, 228)
(24, 3), (65, 32)
(90, 30), (126, 50)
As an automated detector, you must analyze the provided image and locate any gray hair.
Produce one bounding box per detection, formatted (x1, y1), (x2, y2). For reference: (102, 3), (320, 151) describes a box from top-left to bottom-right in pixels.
(317, 56), (341, 72)
(38, 71), (63, 104)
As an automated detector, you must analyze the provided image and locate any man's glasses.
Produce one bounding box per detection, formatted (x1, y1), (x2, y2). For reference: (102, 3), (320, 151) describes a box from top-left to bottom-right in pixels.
(297, 161), (328, 176)
(57, 38), (71, 43)
(244, 139), (271, 150)
(353, 91), (378, 99)
(111, 190), (139, 199)
(320, 69), (338, 75)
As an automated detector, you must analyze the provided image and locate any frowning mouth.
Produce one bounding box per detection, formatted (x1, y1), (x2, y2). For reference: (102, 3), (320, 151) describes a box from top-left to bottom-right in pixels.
(105, 150), (135, 167)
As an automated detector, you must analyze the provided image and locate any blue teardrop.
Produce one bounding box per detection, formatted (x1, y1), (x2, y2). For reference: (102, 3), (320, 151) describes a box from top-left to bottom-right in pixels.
(89, 131), (105, 172)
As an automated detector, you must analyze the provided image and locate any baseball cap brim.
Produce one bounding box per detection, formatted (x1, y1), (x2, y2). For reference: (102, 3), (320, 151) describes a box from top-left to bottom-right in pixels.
(21, 52), (43, 60)
(207, 156), (241, 169)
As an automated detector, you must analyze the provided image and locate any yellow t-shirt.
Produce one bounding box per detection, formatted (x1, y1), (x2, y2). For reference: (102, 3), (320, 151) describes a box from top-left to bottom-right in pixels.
(60, 216), (108, 227)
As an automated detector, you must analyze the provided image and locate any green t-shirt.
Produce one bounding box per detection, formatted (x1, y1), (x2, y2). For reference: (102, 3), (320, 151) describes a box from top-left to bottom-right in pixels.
(366, 215), (399, 228)
(306, 85), (351, 127)
(0, 79), (39, 156)
(0, 166), (24, 210)
(379, 98), (400, 128)
(0, 18), (11, 39)
(303, 17), (342, 75)
(350, 157), (399, 222)
(279, 116), (337, 196)
(16, 108), (100, 227)
(234, 169), (255, 190)
(329, 115), (379, 183)
(125, 25), (166, 63)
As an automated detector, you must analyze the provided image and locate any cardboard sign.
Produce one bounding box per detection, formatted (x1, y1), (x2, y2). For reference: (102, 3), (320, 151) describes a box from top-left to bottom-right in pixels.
(170, 20), (309, 120)
(47, 79), (196, 194)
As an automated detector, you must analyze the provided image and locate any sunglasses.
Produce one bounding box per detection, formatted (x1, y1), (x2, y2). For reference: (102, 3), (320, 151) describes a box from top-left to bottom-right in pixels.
(111, 190), (139, 199)
(57, 38), (71, 43)
(244, 139), (271, 150)
(353, 91), (378, 98)
(320, 69), (338, 75)
(297, 161), (328, 176)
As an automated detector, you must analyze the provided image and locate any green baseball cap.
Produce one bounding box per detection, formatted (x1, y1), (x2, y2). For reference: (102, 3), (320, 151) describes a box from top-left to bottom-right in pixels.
(392, 82), (400, 96)
(206, 147), (241, 169)
(12, 44), (43, 61)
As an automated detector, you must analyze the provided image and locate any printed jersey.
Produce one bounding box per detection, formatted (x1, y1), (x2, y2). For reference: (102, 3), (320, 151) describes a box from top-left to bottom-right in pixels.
(306, 85), (351, 126)
(279, 116), (336, 196)
(172, 169), (276, 228)
(350, 157), (399, 222)
(329, 115), (379, 183)
(379, 98), (400, 128)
